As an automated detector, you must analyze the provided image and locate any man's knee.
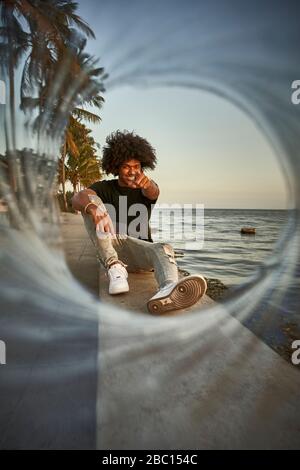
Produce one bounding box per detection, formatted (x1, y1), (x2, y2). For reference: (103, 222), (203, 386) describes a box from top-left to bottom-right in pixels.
(156, 242), (177, 265)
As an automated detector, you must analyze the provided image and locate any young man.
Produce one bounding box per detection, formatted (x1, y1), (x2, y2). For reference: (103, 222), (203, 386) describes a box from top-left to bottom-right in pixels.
(72, 130), (207, 314)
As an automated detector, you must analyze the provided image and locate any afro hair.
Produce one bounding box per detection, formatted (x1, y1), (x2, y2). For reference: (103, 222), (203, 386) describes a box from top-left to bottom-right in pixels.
(101, 130), (157, 176)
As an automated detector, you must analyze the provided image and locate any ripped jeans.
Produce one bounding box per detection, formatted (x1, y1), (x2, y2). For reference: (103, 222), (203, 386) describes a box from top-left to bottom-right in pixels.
(82, 195), (179, 289)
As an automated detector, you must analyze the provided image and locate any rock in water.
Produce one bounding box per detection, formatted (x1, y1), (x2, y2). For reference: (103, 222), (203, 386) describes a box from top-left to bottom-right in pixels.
(241, 227), (256, 235)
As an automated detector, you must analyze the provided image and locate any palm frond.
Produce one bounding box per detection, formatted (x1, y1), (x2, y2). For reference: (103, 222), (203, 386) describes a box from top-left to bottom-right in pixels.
(73, 107), (102, 124)
(65, 128), (79, 158)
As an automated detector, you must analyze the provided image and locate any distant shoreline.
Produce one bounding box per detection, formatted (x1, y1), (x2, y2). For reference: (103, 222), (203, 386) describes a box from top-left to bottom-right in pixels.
(154, 206), (289, 211)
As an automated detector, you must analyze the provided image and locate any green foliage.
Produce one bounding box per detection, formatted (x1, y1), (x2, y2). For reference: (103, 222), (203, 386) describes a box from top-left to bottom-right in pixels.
(1, 1), (106, 210)
(0, 0), (106, 130)
(62, 118), (102, 192)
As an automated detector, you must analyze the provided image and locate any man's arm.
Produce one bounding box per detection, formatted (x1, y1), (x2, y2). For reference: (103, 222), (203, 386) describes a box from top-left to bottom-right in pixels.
(71, 189), (114, 234)
(141, 179), (160, 201)
(71, 188), (97, 212)
(129, 172), (160, 200)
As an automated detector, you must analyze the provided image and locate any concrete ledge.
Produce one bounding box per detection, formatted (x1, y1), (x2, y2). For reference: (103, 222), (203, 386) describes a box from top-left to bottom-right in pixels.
(99, 268), (215, 315)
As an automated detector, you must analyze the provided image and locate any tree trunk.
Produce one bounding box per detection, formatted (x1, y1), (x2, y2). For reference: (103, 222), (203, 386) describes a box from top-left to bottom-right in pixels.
(61, 140), (68, 212)
(7, 17), (17, 195)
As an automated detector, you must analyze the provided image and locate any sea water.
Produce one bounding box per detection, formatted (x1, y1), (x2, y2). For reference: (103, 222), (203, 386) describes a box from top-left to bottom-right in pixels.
(0, 0), (300, 450)
(152, 208), (288, 286)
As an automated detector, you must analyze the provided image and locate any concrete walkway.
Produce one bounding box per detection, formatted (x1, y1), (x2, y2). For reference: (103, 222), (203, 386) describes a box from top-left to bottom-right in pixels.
(61, 212), (99, 297)
(99, 268), (214, 315)
(61, 212), (300, 449)
(61, 212), (214, 313)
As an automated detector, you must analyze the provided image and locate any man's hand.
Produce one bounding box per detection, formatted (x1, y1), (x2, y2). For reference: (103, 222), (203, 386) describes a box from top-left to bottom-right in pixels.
(126, 171), (152, 190)
(128, 171), (159, 200)
(124, 171), (159, 200)
(86, 204), (115, 235)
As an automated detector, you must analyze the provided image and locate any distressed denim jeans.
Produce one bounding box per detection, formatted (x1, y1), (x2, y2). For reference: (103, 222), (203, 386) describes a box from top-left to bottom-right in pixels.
(82, 194), (179, 289)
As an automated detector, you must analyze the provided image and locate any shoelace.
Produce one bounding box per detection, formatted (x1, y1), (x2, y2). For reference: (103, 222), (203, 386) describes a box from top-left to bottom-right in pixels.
(108, 265), (127, 281)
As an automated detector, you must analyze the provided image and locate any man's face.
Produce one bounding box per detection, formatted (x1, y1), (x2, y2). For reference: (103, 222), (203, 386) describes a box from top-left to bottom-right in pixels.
(118, 158), (142, 187)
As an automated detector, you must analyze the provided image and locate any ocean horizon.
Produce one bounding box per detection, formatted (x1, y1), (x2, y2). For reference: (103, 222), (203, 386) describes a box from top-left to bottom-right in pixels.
(151, 208), (289, 287)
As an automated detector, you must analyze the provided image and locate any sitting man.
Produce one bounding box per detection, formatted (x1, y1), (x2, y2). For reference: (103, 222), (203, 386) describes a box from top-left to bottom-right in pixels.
(72, 130), (207, 314)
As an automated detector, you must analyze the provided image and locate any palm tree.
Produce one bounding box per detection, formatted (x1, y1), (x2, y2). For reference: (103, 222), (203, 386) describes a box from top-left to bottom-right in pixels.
(61, 117), (101, 193)
(1, 1), (106, 207)
(19, 25), (106, 212)
(60, 106), (102, 210)
(66, 149), (101, 193)
(0, 1), (29, 185)
(57, 38), (105, 210)
(0, 0), (96, 143)
(0, 0), (104, 166)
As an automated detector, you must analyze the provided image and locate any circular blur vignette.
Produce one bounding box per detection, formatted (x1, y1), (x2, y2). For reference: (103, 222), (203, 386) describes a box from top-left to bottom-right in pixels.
(0, 0), (300, 450)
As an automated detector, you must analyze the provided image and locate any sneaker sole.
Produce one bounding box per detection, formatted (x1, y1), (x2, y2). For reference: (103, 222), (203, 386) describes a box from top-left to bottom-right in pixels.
(109, 284), (129, 295)
(147, 275), (207, 315)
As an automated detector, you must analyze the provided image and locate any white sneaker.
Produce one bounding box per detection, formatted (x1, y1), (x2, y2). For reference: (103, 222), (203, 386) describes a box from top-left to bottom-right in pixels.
(147, 275), (207, 314)
(108, 263), (129, 295)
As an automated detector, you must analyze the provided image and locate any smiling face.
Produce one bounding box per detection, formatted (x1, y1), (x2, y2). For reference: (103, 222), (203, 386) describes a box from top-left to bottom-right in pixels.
(118, 158), (142, 187)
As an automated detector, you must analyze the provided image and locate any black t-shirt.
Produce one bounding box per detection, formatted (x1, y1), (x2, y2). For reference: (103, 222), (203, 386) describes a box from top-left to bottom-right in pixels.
(88, 179), (157, 242)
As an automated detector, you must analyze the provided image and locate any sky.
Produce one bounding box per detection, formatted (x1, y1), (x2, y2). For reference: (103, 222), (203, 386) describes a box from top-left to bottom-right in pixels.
(75, 0), (288, 209)
(88, 85), (287, 209)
